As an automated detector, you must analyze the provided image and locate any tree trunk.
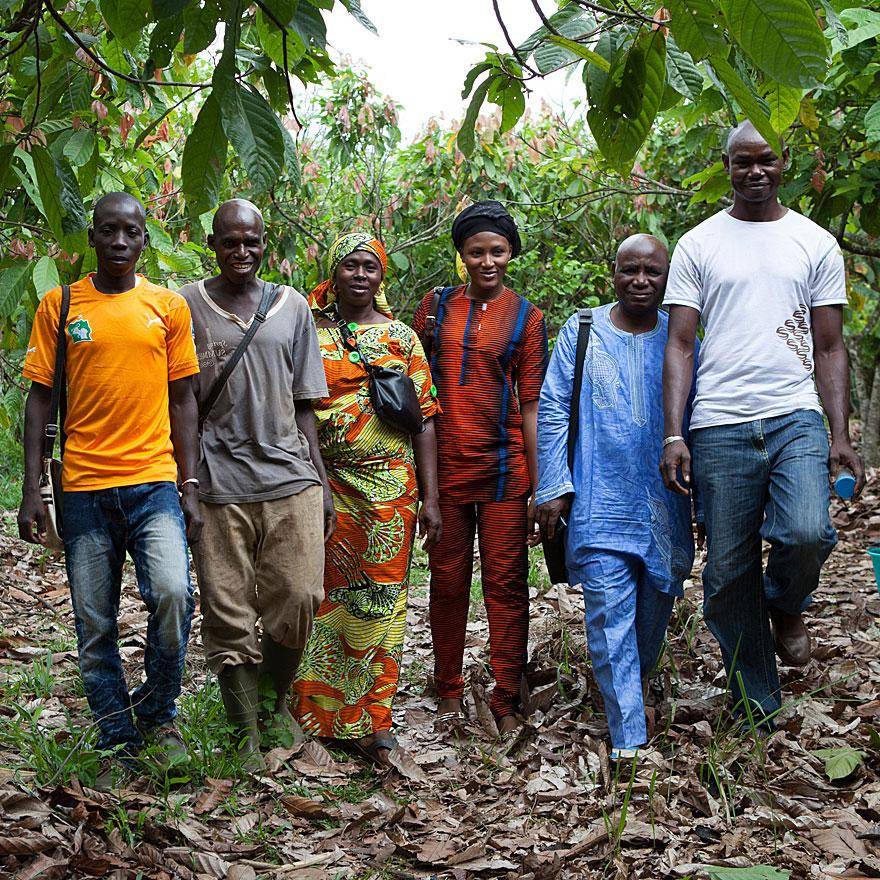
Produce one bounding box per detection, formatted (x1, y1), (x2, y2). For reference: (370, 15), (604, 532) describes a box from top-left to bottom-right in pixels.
(847, 338), (869, 420)
(863, 362), (880, 468)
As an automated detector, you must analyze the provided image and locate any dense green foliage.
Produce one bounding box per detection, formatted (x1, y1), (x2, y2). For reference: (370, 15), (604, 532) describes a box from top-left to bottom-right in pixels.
(2, 1), (880, 464)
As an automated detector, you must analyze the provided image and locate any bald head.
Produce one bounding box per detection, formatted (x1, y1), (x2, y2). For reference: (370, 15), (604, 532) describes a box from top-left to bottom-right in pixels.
(725, 120), (773, 155)
(212, 199), (264, 236)
(93, 192), (146, 228)
(614, 233), (668, 270)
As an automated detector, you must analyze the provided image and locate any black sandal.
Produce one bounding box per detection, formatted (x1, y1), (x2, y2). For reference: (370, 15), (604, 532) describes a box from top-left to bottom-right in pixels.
(351, 732), (398, 766)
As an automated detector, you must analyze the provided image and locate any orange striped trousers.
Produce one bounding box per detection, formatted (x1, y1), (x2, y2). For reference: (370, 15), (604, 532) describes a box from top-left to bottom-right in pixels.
(428, 495), (529, 718)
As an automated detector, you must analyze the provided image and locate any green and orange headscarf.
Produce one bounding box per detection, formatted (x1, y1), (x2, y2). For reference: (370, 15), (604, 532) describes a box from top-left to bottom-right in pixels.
(308, 231), (393, 318)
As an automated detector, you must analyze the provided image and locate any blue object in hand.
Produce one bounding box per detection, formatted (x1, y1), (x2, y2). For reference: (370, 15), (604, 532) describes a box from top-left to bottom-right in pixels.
(834, 469), (856, 499)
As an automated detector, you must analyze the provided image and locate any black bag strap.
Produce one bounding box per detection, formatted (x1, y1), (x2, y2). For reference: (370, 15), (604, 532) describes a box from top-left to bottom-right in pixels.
(198, 282), (277, 432)
(43, 284), (71, 462)
(421, 285), (451, 361)
(567, 308), (593, 473)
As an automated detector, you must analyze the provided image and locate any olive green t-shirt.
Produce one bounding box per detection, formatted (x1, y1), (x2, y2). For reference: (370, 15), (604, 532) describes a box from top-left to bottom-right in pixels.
(180, 280), (328, 503)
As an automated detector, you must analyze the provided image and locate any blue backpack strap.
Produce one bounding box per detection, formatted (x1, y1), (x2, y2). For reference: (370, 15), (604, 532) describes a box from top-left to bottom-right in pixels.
(427, 285), (455, 376)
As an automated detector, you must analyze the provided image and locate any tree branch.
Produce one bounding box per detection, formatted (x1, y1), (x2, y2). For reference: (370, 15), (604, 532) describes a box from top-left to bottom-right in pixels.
(493, 0), (540, 78)
(43, 0), (206, 89)
(842, 233), (880, 258)
(569, 0), (655, 25)
(253, 0), (303, 130)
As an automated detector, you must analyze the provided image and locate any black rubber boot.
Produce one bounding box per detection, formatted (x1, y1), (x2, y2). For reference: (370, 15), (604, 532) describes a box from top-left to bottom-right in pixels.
(217, 664), (265, 771)
(259, 635), (306, 747)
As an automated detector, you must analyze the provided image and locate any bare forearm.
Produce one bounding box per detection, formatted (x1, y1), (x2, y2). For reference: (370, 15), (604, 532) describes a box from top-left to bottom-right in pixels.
(663, 343), (694, 437)
(23, 384), (52, 491)
(413, 419), (439, 501)
(169, 380), (200, 482)
(814, 346), (851, 441)
(522, 400), (539, 492)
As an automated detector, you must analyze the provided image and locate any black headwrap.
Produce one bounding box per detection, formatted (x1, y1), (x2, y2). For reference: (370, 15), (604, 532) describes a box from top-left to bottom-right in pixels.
(451, 200), (522, 257)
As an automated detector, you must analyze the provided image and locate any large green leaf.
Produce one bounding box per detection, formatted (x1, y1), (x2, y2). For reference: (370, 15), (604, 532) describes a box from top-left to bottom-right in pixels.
(718, 0), (828, 88)
(701, 868), (791, 880)
(547, 35), (610, 72)
(708, 55), (781, 152)
(32, 256), (60, 299)
(0, 262), (32, 320)
(812, 747), (867, 781)
(866, 100), (880, 145)
(666, 37), (703, 100)
(532, 8), (597, 74)
(498, 80), (526, 133)
(152, 0), (192, 18)
(63, 130), (96, 168)
(763, 82), (803, 133)
(832, 8), (880, 53)
(219, 83), (284, 194)
(291, 3), (326, 49)
(586, 28), (667, 173)
(341, 0), (377, 35)
(182, 91), (228, 216)
(457, 74), (497, 156)
(148, 13), (185, 69)
(665, 0), (726, 61)
(183, 0), (221, 54)
(99, 0), (151, 45)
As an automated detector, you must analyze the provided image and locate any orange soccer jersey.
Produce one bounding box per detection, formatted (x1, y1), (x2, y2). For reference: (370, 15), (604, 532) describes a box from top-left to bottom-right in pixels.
(23, 274), (199, 491)
(413, 285), (548, 501)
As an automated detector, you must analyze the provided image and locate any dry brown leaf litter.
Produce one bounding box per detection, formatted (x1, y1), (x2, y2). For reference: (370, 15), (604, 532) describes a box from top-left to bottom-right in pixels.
(0, 472), (877, 880)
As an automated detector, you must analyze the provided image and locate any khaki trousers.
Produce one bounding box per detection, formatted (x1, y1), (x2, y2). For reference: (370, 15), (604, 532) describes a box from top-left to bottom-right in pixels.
(194, 485), (325, 672)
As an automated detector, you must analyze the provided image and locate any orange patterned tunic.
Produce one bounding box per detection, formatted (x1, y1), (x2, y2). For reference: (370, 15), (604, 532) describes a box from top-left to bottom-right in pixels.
(293, 319), (439, 738)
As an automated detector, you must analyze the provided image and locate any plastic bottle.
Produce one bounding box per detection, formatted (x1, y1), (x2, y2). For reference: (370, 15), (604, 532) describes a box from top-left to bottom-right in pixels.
(834, 468), (856, 499)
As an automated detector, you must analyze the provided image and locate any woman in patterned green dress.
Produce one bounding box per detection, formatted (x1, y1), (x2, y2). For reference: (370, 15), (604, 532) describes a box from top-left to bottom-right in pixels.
(292, 232), (441, 764)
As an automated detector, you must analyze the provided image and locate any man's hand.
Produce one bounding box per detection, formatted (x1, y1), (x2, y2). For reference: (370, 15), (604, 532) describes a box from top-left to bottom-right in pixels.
(18, 485), (47, 545)
(533, 494), (572, 546)
(829, 437), (865, 497)
(696, 522), (706, 550)
(660, 439), (692, 496)
(322, 486), (337, 543)
(418, 497), (442, 551)
(179, 484), (203, 544)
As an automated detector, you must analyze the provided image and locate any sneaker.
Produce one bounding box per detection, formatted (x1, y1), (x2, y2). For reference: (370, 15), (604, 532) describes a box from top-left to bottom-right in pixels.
(139, 722), (190, 772)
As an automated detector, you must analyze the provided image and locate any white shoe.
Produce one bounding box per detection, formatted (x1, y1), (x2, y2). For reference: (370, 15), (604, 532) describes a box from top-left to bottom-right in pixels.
(609, 747), (640, 763)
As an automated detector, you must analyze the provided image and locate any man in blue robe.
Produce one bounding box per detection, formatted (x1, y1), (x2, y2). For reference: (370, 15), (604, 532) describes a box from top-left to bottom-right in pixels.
(533, 234), (697, 759)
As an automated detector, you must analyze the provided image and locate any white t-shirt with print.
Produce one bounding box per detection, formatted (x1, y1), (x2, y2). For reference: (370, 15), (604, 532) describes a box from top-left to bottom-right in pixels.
(663, 208), (847, 429)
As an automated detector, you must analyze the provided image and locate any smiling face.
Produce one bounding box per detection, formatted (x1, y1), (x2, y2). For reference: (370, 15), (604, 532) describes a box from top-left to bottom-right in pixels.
(88, 195), (148, 278)
(460, 231), (512, 295)
(723, 125), (787, 205)
(613, 235), (668, 319)
(334, 250), (383, 310)
(208, 203), (266, 285)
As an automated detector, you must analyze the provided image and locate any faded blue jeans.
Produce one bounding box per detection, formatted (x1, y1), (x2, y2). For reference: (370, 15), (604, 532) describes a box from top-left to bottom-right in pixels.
(690, 409), (837, 721)
(63, 482), (194, 751)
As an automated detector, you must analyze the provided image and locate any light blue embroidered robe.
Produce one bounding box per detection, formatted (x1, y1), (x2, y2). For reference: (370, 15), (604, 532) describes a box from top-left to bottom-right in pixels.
(535, 303), (696, 592)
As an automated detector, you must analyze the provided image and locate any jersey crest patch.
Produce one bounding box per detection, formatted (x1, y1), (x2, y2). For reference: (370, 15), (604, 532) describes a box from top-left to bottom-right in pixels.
(68, 317), (93, 343)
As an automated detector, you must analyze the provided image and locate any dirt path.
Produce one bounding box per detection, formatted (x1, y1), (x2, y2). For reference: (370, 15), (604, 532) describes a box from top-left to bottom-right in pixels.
(0, 485), (878, 880)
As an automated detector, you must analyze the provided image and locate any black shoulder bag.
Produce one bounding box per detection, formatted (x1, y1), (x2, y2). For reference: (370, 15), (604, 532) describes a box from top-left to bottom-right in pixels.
(541, 308), (593, 585)
(198, 282), (277, 432)
(39, 284), (71, 552)
(334, 313), (424, 435)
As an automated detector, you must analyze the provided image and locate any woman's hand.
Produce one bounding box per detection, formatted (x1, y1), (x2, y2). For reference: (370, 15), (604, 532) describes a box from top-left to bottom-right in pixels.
(418, 497), (442, 551)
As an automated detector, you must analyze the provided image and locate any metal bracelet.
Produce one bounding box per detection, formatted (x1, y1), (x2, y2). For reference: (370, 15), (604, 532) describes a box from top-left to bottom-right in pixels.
(663, 435), (685, 447)
(180, 478), (200, 489)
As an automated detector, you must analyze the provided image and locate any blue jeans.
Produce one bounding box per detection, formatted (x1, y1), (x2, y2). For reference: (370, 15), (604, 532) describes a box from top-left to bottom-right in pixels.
(574, 551), (676, 750)
(691, 410), (837, 720)
(63, 482), (194, 751)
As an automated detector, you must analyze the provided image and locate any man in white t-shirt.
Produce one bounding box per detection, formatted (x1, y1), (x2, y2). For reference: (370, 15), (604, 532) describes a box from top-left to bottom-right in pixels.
(660, 120), (863, 727)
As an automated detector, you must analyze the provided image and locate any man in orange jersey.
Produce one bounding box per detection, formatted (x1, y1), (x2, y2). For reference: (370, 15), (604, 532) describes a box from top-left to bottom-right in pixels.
(18, 192), (201, 773)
